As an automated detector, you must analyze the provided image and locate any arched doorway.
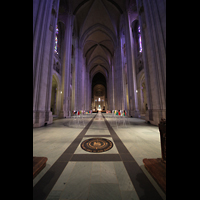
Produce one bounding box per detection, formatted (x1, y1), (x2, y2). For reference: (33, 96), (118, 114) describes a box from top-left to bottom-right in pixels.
(93, 84), (106, 111)
(50, 74), (61, 116)
(91, 73), (107, 112)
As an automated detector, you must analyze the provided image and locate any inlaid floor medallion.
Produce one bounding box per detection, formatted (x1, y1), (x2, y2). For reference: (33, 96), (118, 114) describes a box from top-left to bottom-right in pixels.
(81, 138), (113, 153)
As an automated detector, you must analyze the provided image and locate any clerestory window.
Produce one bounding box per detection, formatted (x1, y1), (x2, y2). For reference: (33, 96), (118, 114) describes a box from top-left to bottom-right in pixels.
(138, 26), (142, 53)
(54, 25), (59, 54)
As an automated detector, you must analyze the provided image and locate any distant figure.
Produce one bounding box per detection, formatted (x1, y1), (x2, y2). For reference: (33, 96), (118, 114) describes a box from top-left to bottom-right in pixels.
(146, 103), (148, 110)
(124, 110), (126, 116)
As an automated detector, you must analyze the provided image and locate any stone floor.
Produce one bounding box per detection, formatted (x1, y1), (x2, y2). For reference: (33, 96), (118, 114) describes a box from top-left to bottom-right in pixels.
(33, 112), (166, 200)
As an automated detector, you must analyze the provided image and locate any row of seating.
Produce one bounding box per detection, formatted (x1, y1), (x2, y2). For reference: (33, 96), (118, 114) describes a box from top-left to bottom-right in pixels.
(112, 110), (127, 116)
(69, 110), (93, 127)
(112, 110), (129, 128)
(102, 110), (129, 128)
(72, 110), (93, 116)
(68, 109), (129, 128)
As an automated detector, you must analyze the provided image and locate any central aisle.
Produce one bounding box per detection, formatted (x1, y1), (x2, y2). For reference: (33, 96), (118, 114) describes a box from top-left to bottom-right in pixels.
(33, 112), (164, 200)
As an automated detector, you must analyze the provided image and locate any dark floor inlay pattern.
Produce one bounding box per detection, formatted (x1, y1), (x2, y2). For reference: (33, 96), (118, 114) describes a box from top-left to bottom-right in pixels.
(81, 138), (113, 153)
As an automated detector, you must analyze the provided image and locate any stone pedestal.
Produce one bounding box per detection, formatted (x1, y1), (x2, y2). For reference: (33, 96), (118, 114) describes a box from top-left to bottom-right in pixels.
(145, 109), (166, 126)
(33, 111), (53, 127)
(59, 110), (71, 118)
(129, 109), (140, 118)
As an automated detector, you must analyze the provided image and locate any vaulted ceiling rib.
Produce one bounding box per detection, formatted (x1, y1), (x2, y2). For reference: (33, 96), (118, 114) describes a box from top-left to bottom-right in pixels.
(71, 0), (124, 78)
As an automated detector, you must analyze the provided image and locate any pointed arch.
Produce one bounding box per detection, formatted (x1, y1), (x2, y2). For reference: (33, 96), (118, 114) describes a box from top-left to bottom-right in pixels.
(88, 55), (110, 71)
(80, 23), (117, 48)
(90, 64), (108, 81)
(91, 72), (107, 99)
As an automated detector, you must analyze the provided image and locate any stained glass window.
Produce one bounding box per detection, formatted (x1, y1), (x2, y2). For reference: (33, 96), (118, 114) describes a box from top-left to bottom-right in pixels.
(54, 25), (59, 54)
(138, 26), (142, 53)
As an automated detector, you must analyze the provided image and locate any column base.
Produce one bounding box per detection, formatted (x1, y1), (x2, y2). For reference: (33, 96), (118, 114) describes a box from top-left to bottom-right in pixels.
(59, 110), (70, 118)
(33, 111), (53, 127)
(145, 109), (166, 126)
(129, 109), (140, 118)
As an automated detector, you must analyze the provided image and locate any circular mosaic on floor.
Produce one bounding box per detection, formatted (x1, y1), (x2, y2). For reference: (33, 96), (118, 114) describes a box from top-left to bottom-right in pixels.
(81, 138), (113, 153)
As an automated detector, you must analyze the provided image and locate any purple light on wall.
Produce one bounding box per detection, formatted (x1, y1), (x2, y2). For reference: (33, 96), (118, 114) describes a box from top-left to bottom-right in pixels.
(138, 26), (142, 53)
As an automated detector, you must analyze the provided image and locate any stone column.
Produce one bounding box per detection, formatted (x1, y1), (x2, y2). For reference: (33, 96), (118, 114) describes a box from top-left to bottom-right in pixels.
(33, 0), (60, 127)
(110, 60), (115, 110)
(59, 12), (74, 118)
(136, 0), (166, 125)
(71, 39), (75, 112)
(113, 42), (123, 110)
(85, 67), (90, 110)
(45, 0), (60, 121)
(77, 47), (84, 111)
(88, 72), (92, 110)
(120, 37), (125, 111)
(120, 31), (128, 112)
(124, 10), (139, 117)
(82, 56), (86, 110)
(73, 36), (79, 111)
(107, 62), (113, 111)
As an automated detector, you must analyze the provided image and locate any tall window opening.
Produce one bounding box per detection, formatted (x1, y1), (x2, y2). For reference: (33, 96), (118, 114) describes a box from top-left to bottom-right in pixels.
(54, 25), (59, 54)
(138, 26), (142, 53)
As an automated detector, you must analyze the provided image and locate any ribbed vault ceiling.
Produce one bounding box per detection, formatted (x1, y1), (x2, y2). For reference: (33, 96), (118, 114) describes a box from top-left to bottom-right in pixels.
(70, 0), (125, 78)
